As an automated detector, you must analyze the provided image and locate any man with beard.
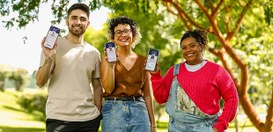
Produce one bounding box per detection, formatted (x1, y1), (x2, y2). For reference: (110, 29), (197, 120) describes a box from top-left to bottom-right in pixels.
(36, 3), (102, 132)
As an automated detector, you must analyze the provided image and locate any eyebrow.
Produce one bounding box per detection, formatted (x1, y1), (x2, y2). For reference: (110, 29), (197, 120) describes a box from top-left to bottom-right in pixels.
(70, 15), (88, 18)
(115, 28), (130, 31)
(181, 42), (197, 46)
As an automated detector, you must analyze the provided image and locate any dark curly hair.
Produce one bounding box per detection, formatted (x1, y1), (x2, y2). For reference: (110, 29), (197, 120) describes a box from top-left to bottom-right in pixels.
(108, 16), (141, 48)
(180, 29), (208, 48)
(67, 3), (90, 18)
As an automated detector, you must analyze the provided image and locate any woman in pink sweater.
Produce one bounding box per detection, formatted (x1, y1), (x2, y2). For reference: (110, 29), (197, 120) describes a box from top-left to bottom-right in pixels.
(150, 29), (238, 132)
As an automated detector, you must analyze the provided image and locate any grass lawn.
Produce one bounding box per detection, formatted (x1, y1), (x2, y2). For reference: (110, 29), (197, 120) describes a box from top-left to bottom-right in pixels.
(0, 89), (46, 132)
(0, 88), (259, 132)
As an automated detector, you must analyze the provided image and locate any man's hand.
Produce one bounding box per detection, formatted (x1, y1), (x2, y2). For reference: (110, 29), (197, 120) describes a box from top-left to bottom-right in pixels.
(41, 37), (58, 60)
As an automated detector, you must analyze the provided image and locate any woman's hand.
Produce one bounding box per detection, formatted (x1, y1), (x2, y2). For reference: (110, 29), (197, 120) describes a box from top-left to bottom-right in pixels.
(151, 127), (157, 132)
(213, 127), (219, 132)
(147, 61), (160, 74)
(102, 48), (116, 67)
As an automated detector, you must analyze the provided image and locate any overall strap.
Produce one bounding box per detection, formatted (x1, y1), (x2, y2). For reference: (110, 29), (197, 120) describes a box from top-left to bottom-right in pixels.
(173, 64), (181, 76)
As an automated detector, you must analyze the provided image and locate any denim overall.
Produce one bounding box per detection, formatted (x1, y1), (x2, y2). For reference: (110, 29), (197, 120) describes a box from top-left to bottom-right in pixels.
(166, 64), (218, 132)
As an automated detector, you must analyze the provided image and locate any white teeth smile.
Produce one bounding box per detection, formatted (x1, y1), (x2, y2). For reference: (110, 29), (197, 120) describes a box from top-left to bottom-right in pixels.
(120, 39), (128, 42)
(187, 53), (193, 56)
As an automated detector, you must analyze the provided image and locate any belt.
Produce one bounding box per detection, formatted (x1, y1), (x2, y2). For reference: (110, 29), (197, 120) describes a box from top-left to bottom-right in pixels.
(105, 96), (142, 101)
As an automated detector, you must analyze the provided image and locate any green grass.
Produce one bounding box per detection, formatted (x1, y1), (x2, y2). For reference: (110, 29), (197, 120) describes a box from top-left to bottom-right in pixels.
(0, 89), (46, 132)
(0, 126), (44, 132)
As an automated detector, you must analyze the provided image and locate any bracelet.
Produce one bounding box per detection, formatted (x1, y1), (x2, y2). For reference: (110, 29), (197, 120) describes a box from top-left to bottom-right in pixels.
(151, 125), (156, 128)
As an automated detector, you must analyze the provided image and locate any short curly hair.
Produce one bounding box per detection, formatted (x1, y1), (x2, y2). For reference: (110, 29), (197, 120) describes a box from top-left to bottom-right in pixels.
(180, 29), (208, 47)
(108, 16), (142, 48)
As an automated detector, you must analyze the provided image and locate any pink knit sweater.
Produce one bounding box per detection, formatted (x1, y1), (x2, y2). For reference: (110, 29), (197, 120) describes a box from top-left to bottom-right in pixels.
(150, 61), (238, 132)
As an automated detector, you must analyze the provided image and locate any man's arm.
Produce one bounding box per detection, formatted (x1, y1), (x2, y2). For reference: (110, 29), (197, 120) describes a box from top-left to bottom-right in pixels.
(36, 37), (57, 88)
(92, 78), (103, 112)
(36, 58), (55, 88)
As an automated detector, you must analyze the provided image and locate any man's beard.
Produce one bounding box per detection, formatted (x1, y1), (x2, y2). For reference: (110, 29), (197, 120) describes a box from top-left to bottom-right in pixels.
(68, 24), (86, 37)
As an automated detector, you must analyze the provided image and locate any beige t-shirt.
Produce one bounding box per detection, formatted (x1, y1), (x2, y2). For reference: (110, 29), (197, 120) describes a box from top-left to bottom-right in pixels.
(39, 37), (101, 121)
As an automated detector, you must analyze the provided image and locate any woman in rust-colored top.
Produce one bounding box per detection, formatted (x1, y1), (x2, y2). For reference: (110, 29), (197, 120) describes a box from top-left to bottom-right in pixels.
(100, 16), (156, 132)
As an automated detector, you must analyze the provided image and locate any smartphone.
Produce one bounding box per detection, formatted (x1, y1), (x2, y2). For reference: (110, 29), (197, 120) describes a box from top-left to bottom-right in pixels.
(105, 42), (117, 62)
(44, 25), (60, 49)
(145, 48), (159, 71)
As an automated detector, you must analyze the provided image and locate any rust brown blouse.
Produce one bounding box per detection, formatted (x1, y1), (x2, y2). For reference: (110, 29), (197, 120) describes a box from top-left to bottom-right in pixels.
(104, 55), (147, 97)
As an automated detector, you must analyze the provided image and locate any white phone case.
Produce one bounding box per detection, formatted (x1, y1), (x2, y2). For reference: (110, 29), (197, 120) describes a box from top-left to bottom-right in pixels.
(105, 42), (117, 62)
(145, 48), (159, 71)
(44, 25), (60, 49)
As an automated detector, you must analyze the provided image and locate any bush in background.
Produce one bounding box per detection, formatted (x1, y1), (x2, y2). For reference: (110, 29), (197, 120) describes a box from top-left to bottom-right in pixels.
(17, 92), (47, 121)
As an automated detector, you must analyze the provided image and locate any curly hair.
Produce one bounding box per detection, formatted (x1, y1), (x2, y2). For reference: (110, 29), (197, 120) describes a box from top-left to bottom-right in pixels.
(108, 16), (142, 48)
(180, 29), (208, 47)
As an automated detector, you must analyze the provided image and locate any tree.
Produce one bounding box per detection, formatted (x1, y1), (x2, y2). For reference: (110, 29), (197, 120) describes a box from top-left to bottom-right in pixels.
(0, 64), (13, 92)
(9, 68), (29, 91)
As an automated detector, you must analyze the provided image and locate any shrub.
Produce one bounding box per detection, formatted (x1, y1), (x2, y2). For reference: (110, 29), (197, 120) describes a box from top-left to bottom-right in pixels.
(17, 92), (47, 121)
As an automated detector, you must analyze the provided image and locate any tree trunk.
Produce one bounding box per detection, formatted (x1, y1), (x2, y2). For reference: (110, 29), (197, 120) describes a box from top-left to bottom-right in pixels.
(264, 90), (273, 131)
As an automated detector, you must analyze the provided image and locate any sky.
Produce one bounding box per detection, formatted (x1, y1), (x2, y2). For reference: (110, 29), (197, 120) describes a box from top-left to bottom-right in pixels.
(0, 1), (110, 74)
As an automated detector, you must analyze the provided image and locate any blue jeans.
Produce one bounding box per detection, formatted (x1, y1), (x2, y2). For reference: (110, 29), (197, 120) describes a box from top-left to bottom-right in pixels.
(168, 112), (216, 132)
(102, 98), (150, 132)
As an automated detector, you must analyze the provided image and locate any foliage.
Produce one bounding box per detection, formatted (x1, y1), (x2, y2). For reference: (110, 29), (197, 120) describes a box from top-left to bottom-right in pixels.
(231, 1), (273, 106)
(263, 0), (273, 25)
(16, 92), (48, 121)
(0, 71), (7, 91)
(8, 68), (29, 91)
(84, 26), (108, 54)
(0, 64), (14, 91)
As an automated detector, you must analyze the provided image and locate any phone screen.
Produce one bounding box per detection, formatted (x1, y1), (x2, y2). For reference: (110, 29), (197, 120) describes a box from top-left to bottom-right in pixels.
(145, 48), (159, 71)
(44, 25), (60, 49)
(105, 42), (117, 62)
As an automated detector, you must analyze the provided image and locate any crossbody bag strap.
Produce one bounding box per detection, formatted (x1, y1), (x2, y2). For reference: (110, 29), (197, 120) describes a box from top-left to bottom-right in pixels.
(173, 63), (181, 76)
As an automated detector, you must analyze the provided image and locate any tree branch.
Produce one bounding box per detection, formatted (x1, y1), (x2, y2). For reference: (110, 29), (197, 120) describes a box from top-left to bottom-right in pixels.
(208, 0), (216, 11)
(211, 0), (224, 19)
(164, 0), (206, 30)
(194, 0), (222, 37)
(226, 0), (253, 41)
(264, 90), (273, 131)
(164, 1), (191, 29)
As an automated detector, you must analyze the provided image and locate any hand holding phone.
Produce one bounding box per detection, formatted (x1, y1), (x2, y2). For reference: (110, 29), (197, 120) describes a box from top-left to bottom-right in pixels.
(44, 25), (60, 49)
(145, 48), (159, 71)
(105, 42), (117, 62)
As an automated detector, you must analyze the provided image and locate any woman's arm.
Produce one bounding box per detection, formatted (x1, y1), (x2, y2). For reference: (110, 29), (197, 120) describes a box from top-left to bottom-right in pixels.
(150, 66), (174, 104)
(213, 67), (239, 132)
(100, 53), (116, 94)
(143, 72), (156, 132)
